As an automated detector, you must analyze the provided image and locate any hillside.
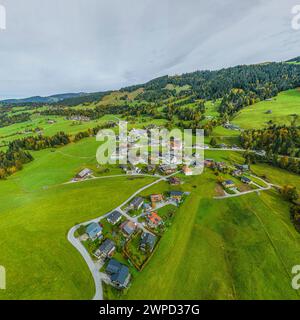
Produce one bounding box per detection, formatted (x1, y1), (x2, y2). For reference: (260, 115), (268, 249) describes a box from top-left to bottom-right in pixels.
(0, 57), (299, 301)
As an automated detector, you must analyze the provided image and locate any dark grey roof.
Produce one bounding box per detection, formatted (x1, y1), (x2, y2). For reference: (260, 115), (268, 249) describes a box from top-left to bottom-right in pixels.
(107, 211), (122, 224)
(99, 239), (115, 255)
(131, 197), (144, 207)
(106, 259), (130, 286)
(122, 221), (136, 235)
(140, 233), (156, 250)
(241, 176), (251, 182)
(170, 191), (184, 196)
(106, 259), (121, 274)
(111, 265), (129, 286)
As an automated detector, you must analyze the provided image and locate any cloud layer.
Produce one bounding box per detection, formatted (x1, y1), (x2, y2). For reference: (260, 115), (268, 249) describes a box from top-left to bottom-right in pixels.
(0, 0), (299, 98)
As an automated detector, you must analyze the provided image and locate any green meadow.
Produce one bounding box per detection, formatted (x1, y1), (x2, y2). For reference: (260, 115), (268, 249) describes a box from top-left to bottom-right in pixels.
(232, 89), (300, 129)
(116, 171), (300, 300)
(0, 138), (155, 300)
(0, 92), (300, 300)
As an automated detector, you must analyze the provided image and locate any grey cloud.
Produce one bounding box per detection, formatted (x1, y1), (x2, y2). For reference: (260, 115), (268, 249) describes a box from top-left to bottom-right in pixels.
(0, 0), (299, 98)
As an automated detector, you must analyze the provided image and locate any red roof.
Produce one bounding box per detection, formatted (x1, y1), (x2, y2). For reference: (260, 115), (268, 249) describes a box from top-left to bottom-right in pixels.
(148, 212), (162, 225)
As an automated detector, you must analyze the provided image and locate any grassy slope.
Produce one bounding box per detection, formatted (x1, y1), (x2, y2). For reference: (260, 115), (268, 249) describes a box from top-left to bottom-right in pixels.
(0, 138), (155, 300)
(232, 89), (300, 129)
(0, 114), (118, 144)
(121, 172), (300, 300)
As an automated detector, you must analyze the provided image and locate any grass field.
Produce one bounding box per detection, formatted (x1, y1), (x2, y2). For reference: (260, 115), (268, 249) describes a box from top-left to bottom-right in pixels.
(209, 126), (241, 145)
(232, 89), (300, 129)
(1, 102), (300, 300)
(0, 114), (119, 144)
(0, 138), (155, 300)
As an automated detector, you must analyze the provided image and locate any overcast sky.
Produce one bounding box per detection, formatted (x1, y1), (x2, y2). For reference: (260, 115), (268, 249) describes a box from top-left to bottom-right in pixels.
(0, 0), (299, 99)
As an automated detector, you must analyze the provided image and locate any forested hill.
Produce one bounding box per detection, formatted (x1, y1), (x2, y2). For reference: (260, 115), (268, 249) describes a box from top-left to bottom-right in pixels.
(2, 59), (300, 107)
(122, 62), (300, 102)
(287, 56), (300, 63)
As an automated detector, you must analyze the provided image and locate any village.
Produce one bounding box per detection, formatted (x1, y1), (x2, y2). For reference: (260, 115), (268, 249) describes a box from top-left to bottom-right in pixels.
(75, 185), (188, 291)
(68, 126), (273, 296)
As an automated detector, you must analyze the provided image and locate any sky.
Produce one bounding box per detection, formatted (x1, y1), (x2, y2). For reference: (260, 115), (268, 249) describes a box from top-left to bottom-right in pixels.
(0, 0), (299, 99)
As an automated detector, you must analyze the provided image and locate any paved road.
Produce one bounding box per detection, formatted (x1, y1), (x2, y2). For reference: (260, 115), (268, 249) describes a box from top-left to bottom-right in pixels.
(67, 225), (104, 300)
(214, 174), (273, 200)
(67, 172), (179, 300)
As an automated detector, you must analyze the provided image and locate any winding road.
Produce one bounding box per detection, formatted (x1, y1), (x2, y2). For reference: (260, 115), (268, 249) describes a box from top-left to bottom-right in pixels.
(67, 172), (179, 300)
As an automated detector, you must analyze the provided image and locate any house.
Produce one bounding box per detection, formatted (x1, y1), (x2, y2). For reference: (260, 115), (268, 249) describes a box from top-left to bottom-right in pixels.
(94, 239), (116, 259)
(86, 222), (102, 240)
(130, 197), (144, 210)
(232, 169), (242, 177)
(222, 180), (235, 188)
(159, 164), (177, 175)
(140, 232), (157, 252)
(204, 159), (214, 167)
(169, 191), (184, 201)
(182, 165), (193, 176)
(241, 176), (252, 184)
(107, 211), (122, 225)
(143, 203), (152, 212)
(216, 162), (226, 171)
(224, 123), (240, 131)
(76, 168), (93, 180)
(147, 212), (163, 228)
(147, 165), (156, 173)
(170, 139), (182, 150)
(169, 177), (181, 185)
(68, 115), (91, 122)
(235, 164), (249, 171)
(150, 194), (164, 203)
(120, 221), (137, 237)
(106, 259), (131, 289)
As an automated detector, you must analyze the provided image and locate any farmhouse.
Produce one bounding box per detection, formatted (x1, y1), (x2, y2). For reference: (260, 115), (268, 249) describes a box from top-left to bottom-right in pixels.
(204, 159), (215, 167)
(147, 212), (162, 228)
(120, 221), (137, 237)
(107, 211), (122, 225)
(222, 180), (235, 188)
(140, 232), (157, 252)
(169, 177), (181, 185)
(86, 222), (102, 240)
(150, 194), (164, 203)
(232, 169), (242, 177)
(216, 162), (226, 171)
(159, 164), (177, 175)
(241, 176), (252, 184)
(119, 164), (128, 173)
(130, 197), (144, 210)
(76, 168), (93, 180)
(143, 203), (152, 212)
(147, 165), (156, 172)
(106, 259), (131, 289)
(169, 191), (184, 202)
(94, 239), (116, 259)
(68, 115), (90, 122)
(235, 164), (249, 171)
(182, 165), (193, 176)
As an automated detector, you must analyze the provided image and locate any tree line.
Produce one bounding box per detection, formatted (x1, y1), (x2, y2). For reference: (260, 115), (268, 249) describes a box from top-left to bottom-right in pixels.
(0, 122), (116, 179)
(240, 124), (300, 158)
(0, 112), (31, 128)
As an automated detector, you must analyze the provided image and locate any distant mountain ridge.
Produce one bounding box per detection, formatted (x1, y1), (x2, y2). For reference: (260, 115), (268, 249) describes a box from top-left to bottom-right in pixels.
(1, 92), (88, 104)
